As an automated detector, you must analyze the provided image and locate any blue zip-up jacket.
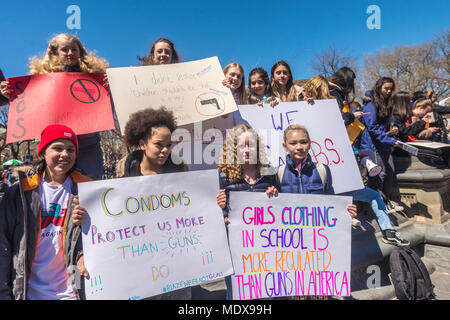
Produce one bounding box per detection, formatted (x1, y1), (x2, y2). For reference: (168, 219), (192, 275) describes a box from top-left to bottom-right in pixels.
(360, 101), (396, 152)
(279, 154), (334, 195)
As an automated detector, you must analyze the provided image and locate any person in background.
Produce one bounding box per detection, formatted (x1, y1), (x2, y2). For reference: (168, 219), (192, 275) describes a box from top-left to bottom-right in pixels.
(247, 67), (277, 106)
(0, 33), (109, 181)
(270, 60), (298, 102)
(0, 124), (92, 300)
(222, 62), (248, 105)
(328, 67), (364, 127)
(390, 92), (437, 142)
(298, 75), (333, 102)
(0, 69), (9, 106)
(137, 38), (180, 66)
(411, 98), (441, 140)
(360, 77), (404, 213)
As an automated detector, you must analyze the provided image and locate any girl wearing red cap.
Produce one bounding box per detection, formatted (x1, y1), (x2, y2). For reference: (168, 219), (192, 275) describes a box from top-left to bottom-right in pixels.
(0, 124), (91, 300)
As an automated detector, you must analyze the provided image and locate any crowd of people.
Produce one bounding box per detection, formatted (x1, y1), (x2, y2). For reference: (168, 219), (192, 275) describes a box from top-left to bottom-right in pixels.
(0, 34), (448, 300)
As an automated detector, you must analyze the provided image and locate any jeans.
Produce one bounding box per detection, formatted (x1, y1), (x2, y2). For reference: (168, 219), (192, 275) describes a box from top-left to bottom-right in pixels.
(341, 187), (393, 231)
(368, 151), (395, 200)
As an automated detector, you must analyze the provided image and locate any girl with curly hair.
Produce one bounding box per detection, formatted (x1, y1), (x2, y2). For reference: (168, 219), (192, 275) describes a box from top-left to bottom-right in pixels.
(215, 124), (278, 299)
(137, 38), (180, 66)
(0, 33), (109, 181)
(122, 106), (187, 176)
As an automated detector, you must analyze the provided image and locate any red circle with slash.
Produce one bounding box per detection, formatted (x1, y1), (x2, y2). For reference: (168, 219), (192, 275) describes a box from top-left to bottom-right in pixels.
(70, 79), (101, 104)
(195, 92), (226, 117)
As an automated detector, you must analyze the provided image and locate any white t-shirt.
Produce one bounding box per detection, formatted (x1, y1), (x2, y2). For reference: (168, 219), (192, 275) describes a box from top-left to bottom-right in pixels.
(27, 177), (77, 300)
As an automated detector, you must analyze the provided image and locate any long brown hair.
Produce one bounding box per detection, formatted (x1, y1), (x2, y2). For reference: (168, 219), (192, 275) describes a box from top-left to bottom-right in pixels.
(270, 60), (297, 102)
(392, 91), (413, 122)
(371, 77), (396, 118)
(137, 38), (180, 66)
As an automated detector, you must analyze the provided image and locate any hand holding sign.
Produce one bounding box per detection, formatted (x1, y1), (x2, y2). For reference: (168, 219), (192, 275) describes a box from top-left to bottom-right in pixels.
(6, 72), (115, 144)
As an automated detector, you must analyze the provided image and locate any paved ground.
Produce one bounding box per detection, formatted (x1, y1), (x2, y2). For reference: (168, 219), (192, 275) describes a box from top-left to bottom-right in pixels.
(425, 244), (450, 300)
(349, 204), (450, 300)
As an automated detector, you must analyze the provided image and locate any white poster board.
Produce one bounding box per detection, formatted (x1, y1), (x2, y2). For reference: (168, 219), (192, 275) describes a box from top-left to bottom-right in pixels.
(106, 57), (238, 131)
(79, 170), (233, 300)
(227, 192), (352, 300)
(235, 100), (364, 194)
(172, 114), (236, 171)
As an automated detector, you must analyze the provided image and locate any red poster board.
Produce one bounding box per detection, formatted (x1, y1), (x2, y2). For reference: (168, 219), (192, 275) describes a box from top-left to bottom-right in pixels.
(6, 72), (115, 143)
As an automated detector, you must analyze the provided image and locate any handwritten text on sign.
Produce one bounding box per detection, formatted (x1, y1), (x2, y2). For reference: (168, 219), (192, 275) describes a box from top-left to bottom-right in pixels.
(106, 56), (238, 131)
(235, 100), (363, 194)
(227, 192), (352, 300)
(79, 170), (233, 300)
(6, 72), (115, 143)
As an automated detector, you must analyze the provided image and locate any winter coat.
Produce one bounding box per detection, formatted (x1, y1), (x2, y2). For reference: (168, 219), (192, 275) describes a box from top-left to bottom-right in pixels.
(278, 154), (334, 195)
(360, 101), (397, 152)
(123, 150), (188, 177)
(390, 114), (427, 142)
(0, 170), (92, 300)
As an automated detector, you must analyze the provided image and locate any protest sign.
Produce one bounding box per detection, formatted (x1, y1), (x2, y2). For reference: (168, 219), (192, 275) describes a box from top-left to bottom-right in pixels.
(235, 100), (364, 194)
(106, 56), (238, 131)
(227, 191), (352, 300)
(79, 169), (233, 300)
(172, 114), (236, 171)
(6, 72), (115, 144)
(396, 141), (419, 156)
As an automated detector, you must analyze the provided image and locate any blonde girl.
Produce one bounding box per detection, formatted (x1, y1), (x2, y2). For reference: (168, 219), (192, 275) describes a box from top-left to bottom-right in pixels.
(222, 62), (248, 105)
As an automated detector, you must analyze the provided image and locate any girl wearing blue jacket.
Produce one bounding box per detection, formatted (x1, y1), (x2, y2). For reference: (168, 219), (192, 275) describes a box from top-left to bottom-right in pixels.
(360, 77), (402, 212)
(278, 124), (357, 216)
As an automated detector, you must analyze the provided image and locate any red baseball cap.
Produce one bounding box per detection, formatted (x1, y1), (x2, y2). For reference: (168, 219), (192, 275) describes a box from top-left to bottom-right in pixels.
(37, 124), (79, 156)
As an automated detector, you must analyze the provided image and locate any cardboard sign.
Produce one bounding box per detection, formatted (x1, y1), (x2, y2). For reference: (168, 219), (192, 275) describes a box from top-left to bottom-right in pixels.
(235, 100), (364, 194)
(79, 169), (233, 300)
(6, 72), (115, 143)
(106, 57), (238, 131)
(227, 192), (352, 300)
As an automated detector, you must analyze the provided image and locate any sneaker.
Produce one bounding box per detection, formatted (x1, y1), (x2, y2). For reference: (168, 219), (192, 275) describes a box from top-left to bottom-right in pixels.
(382, 229), (410, 247)
(351, 218), (361, 227)
(385, 202), (396, 214)
(389, 200), (404, 212)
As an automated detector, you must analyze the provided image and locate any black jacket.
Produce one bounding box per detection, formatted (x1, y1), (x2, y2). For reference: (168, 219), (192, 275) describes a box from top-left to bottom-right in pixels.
(390, 114), (427, 142)
(123, 150), (187, 177)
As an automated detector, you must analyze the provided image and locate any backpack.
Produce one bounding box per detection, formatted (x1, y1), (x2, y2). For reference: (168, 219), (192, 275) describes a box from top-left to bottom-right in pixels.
(277, 162), (327, 191)
(389, 247), (435, 300)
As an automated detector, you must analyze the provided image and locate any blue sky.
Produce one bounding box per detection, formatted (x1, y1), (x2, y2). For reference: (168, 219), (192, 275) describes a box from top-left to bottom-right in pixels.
(1, 0), (449, 87)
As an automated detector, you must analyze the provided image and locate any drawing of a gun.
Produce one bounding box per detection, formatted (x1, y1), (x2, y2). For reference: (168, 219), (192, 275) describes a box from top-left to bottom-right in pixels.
(200, 98), (221, 110)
